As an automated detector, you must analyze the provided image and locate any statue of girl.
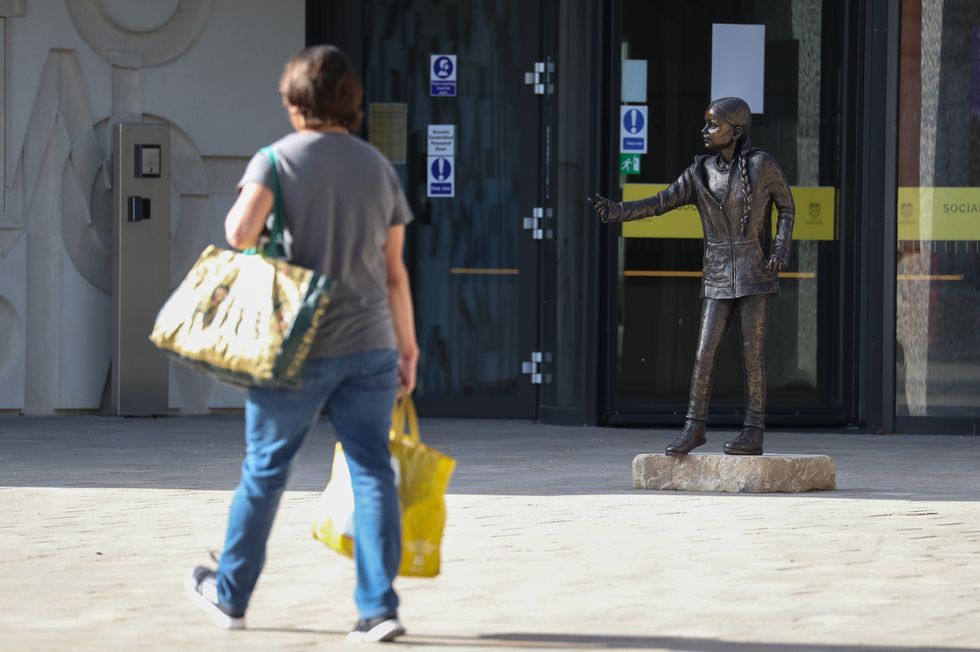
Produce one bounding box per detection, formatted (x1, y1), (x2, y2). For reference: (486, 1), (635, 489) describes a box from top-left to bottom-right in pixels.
(589, 97), (795, 456)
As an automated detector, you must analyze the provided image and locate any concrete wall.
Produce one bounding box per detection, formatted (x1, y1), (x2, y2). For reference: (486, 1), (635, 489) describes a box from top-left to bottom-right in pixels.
(0, 0), (304, 413)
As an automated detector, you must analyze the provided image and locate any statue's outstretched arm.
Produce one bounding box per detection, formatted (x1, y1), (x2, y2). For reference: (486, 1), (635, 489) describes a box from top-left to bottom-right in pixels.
(587, 168), (694, 223)
(586, 193), (660, 223)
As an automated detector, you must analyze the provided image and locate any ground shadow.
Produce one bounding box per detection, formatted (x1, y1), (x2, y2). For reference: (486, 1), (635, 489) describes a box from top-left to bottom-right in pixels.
(248, 628), (980, 651)
(479, 633), (978, 651)
(1, 415), (978, 502)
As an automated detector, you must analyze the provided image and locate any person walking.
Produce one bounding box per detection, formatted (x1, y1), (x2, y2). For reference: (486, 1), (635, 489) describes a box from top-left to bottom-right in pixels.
(184, 45), (418, 644)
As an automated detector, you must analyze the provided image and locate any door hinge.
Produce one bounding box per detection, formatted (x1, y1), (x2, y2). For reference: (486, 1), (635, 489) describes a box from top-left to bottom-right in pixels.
(521, 351), (552, 385)
(523, 61), (554, 95)
(521, 351), (543, 384)
(523, 207), (553, 240)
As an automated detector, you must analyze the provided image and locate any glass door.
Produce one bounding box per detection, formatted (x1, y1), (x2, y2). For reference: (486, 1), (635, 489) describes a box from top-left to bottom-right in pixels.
(895, 0), (980, 430)
(608, 0), (850, 425)
(334, 0), (545, 418)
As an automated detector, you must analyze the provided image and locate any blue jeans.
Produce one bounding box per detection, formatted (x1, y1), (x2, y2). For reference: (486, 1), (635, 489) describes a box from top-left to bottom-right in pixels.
(215, 349), (401, 620)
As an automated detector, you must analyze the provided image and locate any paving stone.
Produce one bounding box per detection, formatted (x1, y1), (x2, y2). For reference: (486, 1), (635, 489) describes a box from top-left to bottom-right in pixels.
(633, 453), (836, 492)
(1, 417), (979, 651)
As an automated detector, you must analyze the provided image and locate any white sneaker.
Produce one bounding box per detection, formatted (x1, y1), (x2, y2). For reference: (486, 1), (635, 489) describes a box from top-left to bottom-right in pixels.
(184, 566), (246, 630)
(346, 615), (405, 643)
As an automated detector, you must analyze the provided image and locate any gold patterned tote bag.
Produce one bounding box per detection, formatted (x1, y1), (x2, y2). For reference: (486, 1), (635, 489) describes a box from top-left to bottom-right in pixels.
(150, 147), (331, 388)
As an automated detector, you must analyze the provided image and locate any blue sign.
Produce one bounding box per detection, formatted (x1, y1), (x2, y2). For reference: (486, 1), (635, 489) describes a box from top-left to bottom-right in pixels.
(427, 156), (454, 197)
(620, 105), (648, 154)
(433, 56), (454, 79)
(430, 54), (457, 97)
(623, 109), (644, 134)
(431, 158), (451, 180)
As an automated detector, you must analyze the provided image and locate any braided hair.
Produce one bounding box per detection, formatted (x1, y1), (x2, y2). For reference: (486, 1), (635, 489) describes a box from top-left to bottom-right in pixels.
(708, 98), (753, 235)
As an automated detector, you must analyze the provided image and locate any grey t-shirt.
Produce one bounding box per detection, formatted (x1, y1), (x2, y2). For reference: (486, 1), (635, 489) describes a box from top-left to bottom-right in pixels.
(238, 131), (413, 358)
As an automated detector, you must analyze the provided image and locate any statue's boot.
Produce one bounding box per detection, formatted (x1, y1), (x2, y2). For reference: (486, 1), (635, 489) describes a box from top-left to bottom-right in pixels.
(666, 419), (706, 456)
(724, 427), (764, 455)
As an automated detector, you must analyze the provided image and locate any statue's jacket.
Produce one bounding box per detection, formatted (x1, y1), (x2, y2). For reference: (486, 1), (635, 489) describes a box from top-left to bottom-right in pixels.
(618, 149), (795, 300)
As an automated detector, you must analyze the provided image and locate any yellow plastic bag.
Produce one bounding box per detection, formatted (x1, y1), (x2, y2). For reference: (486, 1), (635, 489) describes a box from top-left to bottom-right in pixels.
(313, 396), (456, 577)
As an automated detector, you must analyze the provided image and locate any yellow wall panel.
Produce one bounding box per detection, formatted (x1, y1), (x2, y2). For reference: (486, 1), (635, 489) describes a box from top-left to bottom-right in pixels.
(622, 184), (837, 241)
(898, 187), (980, 242)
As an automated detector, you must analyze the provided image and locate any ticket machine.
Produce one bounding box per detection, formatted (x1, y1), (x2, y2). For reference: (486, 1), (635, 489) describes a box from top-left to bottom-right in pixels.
(110, 123), (170, 416)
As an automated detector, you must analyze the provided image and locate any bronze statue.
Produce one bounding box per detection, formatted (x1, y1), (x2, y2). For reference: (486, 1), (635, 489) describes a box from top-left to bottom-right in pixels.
(590, 97), (794, 456)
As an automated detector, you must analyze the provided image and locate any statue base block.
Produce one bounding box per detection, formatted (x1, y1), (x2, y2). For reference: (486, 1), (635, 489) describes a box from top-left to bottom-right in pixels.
(632, 453), (836, 493)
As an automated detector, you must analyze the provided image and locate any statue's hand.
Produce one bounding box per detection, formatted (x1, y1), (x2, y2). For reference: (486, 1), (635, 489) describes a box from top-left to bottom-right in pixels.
(766, 255), (787, 272)
(587, 193), (623, 223)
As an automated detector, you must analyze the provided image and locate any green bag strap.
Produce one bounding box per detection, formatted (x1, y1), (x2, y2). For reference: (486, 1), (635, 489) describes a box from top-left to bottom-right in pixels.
(244, 146), (287, 257)
(261, 146), (287, 256)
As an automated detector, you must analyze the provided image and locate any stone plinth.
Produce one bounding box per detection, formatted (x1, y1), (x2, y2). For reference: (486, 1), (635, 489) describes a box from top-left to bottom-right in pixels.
(632, 454), (836, 493)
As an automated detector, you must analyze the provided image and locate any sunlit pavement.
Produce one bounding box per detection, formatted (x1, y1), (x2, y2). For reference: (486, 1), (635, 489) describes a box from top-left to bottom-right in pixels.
(1, 415), (978, 651)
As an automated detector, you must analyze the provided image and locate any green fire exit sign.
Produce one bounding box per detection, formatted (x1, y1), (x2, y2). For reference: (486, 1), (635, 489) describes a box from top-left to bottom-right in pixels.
(620, 153), (641, 175)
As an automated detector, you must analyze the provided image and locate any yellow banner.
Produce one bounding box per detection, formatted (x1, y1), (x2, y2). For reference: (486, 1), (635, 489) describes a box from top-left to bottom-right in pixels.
(621, 184), (837, 241)
(897, 187), (980, 241)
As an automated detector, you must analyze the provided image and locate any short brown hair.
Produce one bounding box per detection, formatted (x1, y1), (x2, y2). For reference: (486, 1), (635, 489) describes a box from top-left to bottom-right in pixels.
(280, 45), (364, 132)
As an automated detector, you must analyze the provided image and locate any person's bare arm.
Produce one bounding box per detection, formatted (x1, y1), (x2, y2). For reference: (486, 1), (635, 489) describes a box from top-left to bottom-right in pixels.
(384, 224), (419, 393)
(225, 182), (274, 250)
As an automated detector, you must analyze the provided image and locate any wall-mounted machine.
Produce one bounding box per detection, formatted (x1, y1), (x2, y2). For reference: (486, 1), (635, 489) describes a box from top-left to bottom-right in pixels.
(110, 123), (171, 416)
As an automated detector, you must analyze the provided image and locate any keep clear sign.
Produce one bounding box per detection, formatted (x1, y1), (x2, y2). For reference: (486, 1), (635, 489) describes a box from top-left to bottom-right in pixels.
(430, 54), (457, 96)
(427, 157), (454, 198)
(620, 105), (648, 154)
(427, 125), (455, 198)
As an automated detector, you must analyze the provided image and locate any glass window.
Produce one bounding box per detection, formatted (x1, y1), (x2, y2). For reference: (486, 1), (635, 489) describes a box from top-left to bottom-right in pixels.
(896, 0), (980, 418)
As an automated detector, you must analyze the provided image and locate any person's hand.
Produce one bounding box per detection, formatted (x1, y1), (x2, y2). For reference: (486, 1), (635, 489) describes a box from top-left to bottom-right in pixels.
(587, 193), (623, 223)
(766, 255), (787, 272)
(398, 346), (419, 394)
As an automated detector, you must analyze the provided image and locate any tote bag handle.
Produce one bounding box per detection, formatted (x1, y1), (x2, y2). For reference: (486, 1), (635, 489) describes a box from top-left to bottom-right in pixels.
(243, 146), (289, 259)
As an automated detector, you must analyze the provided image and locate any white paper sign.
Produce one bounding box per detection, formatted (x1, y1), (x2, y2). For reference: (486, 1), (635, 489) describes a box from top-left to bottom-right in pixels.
(427, 156), (454, 197)
(622, 59), (648, 103)
(430, 55), (457, 97)
(710, 24), (765, 114)
(620, 105), (648, 154)
(427, 124), (456, 156)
